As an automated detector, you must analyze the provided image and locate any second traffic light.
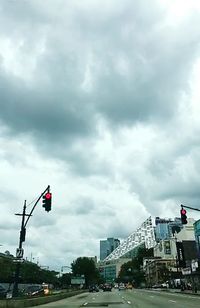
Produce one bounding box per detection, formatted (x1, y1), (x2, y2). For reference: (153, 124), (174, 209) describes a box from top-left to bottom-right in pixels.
(180, 207), (187, 224)
(42, 192), (52, 212)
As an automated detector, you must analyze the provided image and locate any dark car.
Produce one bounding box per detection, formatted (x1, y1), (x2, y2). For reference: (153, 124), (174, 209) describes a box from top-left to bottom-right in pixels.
(23, 285), (44, 297)
(89, 285), (99, 292)
(102, 284), (112, 292)
(0, 285), (7, 299)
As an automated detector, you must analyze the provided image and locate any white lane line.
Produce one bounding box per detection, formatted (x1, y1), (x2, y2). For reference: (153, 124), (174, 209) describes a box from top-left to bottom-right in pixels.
(144, 290), (191, 299)
(83, 303), (87, 306)
(169, 300), (176, 303)
(127, 301), (131, 304)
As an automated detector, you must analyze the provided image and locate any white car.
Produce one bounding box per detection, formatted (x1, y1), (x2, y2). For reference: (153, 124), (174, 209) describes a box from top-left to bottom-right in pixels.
(118, 283), (126, 290)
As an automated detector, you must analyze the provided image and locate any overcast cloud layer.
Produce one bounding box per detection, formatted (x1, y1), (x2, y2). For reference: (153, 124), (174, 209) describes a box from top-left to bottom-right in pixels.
(1, 0), (200, 271)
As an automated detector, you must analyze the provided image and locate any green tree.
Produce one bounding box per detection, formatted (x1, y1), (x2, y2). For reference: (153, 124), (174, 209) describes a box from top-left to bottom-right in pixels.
(59, 273), (72, 288)
(0, 255), (59, 285)
(118, 247), (153, 287)
(71, 257), (99, 287)
(0, 256), (15, 282)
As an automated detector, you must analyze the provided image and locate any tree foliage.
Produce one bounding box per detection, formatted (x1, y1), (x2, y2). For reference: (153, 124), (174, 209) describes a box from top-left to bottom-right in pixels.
(118, 247), (153, 287)
(0, 255), (59, 285)
(59, 273), (72, 288)
(0, 256), (15, 282)
(71, 257), (100, 287)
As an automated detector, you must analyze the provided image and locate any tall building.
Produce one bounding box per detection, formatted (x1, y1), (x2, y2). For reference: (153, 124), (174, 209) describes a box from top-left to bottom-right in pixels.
(155, 217), (172, 241)
(100, 238), (120, 260)
(154, 217), (184, 242)
(168, 217), (183, 237)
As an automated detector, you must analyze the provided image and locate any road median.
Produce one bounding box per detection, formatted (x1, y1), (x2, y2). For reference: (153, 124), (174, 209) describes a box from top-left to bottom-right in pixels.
(0, 290), (86, 308)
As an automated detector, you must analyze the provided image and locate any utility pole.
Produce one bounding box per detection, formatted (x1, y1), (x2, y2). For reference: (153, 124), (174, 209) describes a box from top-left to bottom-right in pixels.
(12, 200), (29, 297)
(12, 185), (51, 297)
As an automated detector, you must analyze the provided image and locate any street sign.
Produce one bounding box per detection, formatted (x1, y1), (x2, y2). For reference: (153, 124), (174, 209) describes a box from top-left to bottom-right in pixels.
(13, 258), (25, 263)
(182, 267), (191, 275)
(191, 260), (198, 272)
(71, 277), (85, 285)
(16, 248), (24, 258)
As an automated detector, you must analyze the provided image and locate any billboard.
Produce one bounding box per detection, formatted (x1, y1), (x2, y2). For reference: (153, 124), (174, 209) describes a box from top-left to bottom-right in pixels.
(164, 241), (171, 254)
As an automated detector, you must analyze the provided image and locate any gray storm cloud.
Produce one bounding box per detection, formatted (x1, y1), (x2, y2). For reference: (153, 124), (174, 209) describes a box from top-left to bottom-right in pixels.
(1, 0), (200, 269)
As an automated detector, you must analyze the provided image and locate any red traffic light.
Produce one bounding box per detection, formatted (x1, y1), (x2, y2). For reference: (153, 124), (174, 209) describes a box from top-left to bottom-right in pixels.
(45, 192), (52, 199)
(180, 207), (187, 224)
(181, 209), (186, 215)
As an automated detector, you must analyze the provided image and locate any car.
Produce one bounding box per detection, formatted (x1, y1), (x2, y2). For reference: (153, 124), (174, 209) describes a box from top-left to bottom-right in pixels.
(152, 284), (162, 289)
(102, 284), (112, 292)
(89, 285), (99, 292)
(0, 285), (7, 299)
(118, 283), (126, 290)
(23, 285), (45, 297)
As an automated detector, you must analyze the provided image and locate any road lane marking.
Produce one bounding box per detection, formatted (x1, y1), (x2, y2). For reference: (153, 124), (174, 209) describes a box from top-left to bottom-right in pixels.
(127, 301), (131, 304)
(143, 290), (196, 299)
(169, 300), (176, 303)
(83, 303), (87, 306)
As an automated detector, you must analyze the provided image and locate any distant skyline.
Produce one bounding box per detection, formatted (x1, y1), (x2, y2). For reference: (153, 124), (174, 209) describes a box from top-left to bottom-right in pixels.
(1, 0), (200, 271)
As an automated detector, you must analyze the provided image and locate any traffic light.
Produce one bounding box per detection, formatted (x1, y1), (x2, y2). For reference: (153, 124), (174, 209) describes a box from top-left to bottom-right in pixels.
(42, 192), (52, 212)
(180, 207), (187, 224)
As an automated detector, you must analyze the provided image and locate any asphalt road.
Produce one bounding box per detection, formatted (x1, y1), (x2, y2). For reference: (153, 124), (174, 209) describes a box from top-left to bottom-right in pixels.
(36, 288), (200, 307)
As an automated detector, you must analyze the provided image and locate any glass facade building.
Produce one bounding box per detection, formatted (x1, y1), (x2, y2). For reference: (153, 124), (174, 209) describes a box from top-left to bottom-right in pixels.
(194, 219), (200, 260)
(155, 217), (171, 241)
(154, 217), (183, 242)
(100, 238), (120, 260)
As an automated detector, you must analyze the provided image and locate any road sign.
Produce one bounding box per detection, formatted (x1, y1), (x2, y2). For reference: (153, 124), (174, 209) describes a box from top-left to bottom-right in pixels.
(71, 277), (85, 285)
(13, 258), (25, 263)
(191, 259), (198, 272)
(182, 267), (191, 275)
(16, 248), (24, 258)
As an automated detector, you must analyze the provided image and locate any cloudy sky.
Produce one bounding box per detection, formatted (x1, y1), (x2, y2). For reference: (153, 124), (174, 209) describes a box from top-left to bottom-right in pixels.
(1, 0), (200, 272)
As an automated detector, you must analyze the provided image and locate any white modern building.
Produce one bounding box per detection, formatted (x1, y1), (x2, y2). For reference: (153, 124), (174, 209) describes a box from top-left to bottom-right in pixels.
(103, 217), (156, 261)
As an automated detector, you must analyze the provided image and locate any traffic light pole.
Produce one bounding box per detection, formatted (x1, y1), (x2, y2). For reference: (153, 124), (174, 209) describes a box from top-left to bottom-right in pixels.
(13, 200), (29, 297)
(24, 185), (50, 227)
(181, 204), (200, 212)
(13, 185), (50, 297)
